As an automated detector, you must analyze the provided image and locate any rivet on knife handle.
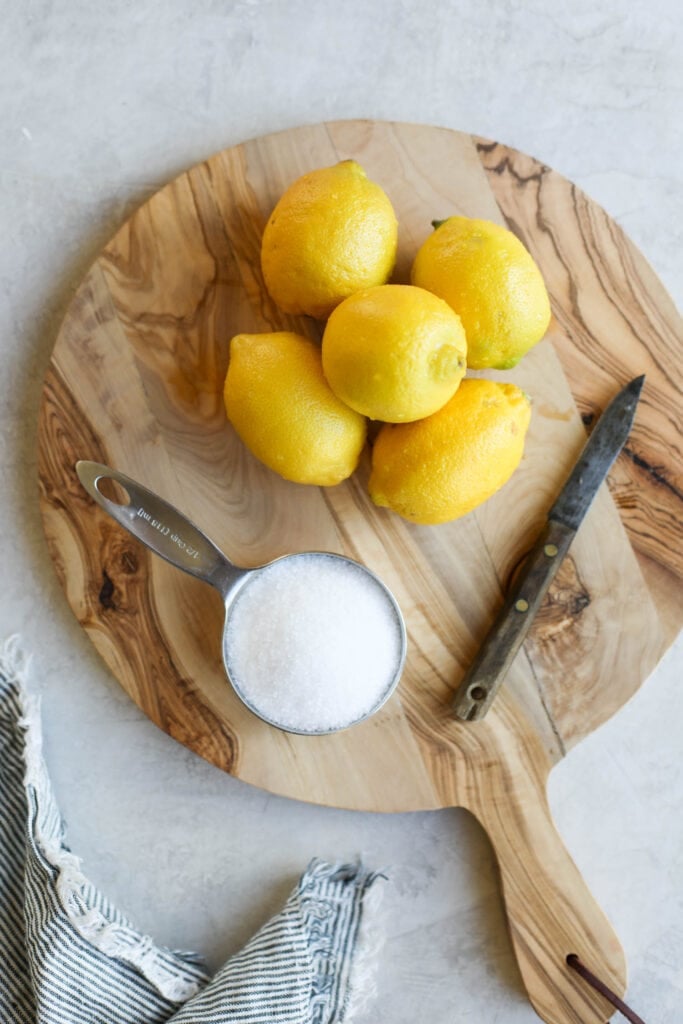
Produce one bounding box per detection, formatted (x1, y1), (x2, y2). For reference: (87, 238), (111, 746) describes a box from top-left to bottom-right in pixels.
(452, 519), (575, 720)
(452, 374), (645, 723)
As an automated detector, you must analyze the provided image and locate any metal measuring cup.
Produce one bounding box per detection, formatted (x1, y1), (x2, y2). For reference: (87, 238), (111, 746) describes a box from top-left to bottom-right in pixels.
(76, 461), (407, 735)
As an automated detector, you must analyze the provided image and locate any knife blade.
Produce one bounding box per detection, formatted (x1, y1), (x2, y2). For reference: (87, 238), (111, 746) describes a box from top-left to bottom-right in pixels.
(451, 374), (645, 722)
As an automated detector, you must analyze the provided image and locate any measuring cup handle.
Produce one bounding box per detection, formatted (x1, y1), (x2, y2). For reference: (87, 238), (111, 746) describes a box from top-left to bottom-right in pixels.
(76, 461), (245, 596)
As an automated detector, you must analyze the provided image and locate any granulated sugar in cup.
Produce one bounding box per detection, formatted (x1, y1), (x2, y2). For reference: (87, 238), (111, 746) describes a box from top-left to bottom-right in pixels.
(77, 462), (407, 735)
(224, 552), (404, 733)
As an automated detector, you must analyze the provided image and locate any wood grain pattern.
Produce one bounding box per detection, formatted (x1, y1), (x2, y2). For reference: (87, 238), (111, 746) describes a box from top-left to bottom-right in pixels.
(37, 121), (683, 1024)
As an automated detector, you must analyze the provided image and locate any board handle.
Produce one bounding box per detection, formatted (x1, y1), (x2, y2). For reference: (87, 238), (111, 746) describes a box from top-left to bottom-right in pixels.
(465, 738), (627, 1024)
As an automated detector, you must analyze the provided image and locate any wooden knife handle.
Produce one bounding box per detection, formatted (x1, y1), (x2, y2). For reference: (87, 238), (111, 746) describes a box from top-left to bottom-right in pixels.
(452, 518), (575, 721)
(464, 737), (627, 1024)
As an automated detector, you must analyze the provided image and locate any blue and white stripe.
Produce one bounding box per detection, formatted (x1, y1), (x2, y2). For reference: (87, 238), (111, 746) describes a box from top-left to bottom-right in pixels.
(0, 639), (382, 1023)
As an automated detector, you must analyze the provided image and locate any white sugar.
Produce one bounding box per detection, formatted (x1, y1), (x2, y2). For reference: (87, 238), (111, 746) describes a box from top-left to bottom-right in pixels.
(224, 554), (403, 733)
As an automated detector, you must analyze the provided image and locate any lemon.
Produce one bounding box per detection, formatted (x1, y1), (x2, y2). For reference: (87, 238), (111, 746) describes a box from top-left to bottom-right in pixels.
(224, 332), (366, 486)
(411, 216), (551, 370)
(369, 379), (531, 524)
(261, 160), (398, 320)
(321, 284), (467, 423)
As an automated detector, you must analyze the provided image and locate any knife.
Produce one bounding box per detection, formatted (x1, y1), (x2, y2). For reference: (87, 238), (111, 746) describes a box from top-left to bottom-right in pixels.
(452, 374), (645, 722)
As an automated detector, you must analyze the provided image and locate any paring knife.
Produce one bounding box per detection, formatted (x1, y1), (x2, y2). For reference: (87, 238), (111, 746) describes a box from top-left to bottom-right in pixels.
(452, 374), (645, 723)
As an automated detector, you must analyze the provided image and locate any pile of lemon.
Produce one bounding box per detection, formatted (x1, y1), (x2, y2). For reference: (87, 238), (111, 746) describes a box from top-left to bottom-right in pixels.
(224, 160), (551, 525)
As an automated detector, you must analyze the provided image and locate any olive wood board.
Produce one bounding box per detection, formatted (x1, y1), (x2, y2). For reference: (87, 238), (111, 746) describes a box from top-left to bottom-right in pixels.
(38, 120), (683, 1024)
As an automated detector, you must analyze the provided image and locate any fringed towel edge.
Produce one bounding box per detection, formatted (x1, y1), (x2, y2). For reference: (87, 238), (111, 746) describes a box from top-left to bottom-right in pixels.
(342, 868), (385, 1023)
(1, 636), (208, 1004)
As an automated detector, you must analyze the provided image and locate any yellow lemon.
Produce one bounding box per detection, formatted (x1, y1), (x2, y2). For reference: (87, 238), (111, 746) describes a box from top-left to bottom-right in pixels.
(369, 379), (531, 524)
(321, 284), (467, 423)
(224, 332), (366, 486)
(411, 216), (551, 370)
(261, 160), (398, 320)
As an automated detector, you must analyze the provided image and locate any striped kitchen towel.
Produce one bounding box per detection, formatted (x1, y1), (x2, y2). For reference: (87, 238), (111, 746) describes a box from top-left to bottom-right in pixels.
(0, 638), (383, 1024)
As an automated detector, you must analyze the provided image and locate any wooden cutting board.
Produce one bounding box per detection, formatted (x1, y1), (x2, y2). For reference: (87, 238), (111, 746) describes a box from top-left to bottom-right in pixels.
(38, 121), (682, 1024)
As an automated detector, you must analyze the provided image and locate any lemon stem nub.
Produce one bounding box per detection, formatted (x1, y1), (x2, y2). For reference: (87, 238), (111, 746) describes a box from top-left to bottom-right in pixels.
(431, 219), (449, 231)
